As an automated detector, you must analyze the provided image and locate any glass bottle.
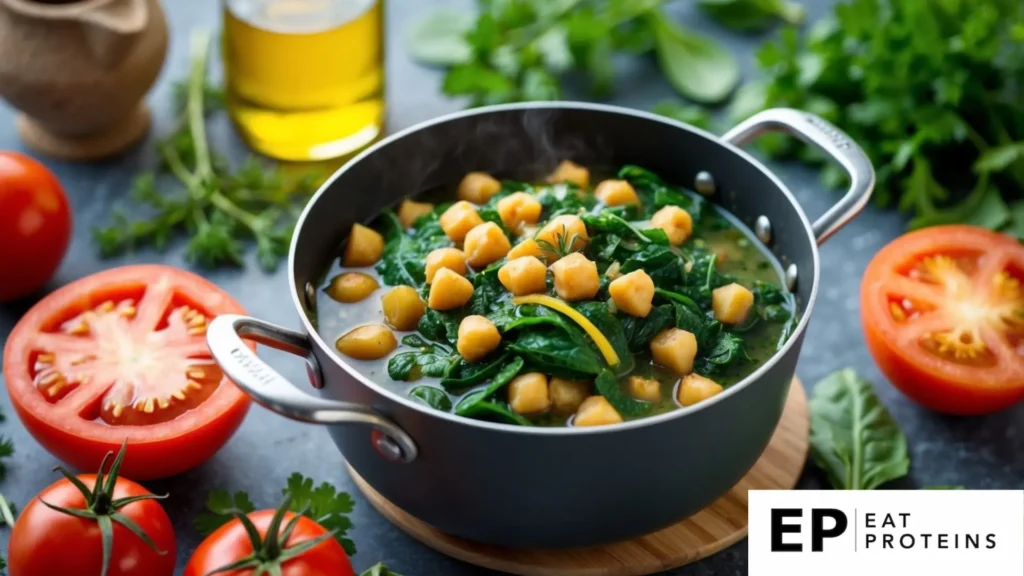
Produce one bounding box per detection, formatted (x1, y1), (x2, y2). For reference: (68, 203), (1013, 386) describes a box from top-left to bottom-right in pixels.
(222, 0), (384, 161)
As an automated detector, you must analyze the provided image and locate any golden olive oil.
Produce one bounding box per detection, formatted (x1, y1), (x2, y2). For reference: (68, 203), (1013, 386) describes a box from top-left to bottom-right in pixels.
(223, 0), (384, 161)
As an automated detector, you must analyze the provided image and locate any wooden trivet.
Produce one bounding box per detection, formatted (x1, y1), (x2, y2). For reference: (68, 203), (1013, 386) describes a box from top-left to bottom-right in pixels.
(350, 378), (808, 576)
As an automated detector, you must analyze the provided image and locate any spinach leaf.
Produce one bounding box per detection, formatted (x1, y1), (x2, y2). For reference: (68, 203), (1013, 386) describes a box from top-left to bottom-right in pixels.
(409, 386), (453, 411)
(501, 304), (570, 333)
(468, 260), (509, 316)
(375, 209), (451, 287)
(441, 352), (510, 391)
(508, 327), (603, 379)
(454, 356), (525, 416)
(620, 243), (684, 288)
(700, 332), (749, 373)
(618, 164), (705, 222)
(387, 339), (456, 381)
(457, 397), (532, 426)
(620, 304), (675, 352)
(535, 184), (597, 218)
(594, 369), (652, 418)
(582, 212), (652, 244)
(417, 309), (460, 346)
(808, 369), (910, 490)
(655, 287), (699, 310)
(672, 302), (721, 349)
(574, 302), (634, 376)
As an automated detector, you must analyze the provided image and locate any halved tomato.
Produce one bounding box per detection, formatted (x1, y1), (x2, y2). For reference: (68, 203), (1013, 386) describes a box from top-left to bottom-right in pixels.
(3, 265), (252, 479)
(861, 225), (1024, 414)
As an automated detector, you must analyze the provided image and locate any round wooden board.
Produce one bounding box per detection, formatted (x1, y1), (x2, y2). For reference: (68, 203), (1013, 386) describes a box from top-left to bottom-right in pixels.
(350, 378), (808, 576)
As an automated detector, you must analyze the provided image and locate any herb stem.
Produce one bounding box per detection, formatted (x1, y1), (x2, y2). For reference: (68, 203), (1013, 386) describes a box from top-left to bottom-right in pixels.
(210, 192), (263, 233)
(0, 493), (14, 527)
(187, 30), (215, 182)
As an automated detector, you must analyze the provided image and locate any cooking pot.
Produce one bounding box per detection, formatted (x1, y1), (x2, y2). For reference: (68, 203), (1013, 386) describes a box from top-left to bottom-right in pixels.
(207, 103), (873, 548)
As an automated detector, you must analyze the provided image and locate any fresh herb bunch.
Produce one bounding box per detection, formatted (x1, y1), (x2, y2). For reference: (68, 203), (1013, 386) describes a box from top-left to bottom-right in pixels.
(93, 30), (320, 271)
(739, 0), (1024, 235)
(196, 473), (357, 555)
(407, 0), (802, 107)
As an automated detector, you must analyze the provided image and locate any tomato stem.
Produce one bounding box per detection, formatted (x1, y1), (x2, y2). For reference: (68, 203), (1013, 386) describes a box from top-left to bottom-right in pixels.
(38, 441), (169, 576)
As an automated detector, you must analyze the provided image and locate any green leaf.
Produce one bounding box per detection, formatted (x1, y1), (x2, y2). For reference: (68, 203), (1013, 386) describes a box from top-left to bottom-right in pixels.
(962, 189), (1010, 230)
(652, 100), (713, 130)
(361, 563), (404, 576)
(595, 369), (653, 418)
(406, 9), (475, 66)
(699, 0), (805, 32)
(973, 143), (1024, 173)
(650, 10), (739, 104)
(283, 473), (357, 556)
(454, 356), (526, 417)
(442, 352), (512, 390)
(194, 490), (256, 536)
(1003, 202), (1024, 239)
(808, 369), (910, 490)
(409, 386), (453, 411)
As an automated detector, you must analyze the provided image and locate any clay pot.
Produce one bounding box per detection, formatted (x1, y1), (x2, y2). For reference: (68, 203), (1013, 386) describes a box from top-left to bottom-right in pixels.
(0, 0), (168, 160)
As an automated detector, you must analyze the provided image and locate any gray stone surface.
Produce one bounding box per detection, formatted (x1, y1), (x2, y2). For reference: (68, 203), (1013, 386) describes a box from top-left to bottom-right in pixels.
(1, 0), (1021, 574)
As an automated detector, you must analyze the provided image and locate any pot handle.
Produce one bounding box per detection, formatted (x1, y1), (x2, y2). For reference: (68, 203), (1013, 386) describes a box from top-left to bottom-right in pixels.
(722, 108), (875, 245)
(206, 314), (418, 463)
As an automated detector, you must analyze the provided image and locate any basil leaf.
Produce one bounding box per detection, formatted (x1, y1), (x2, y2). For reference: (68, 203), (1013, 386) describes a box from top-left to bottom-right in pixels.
(808, 369), (910, 490)
(409, 386), (453, 412)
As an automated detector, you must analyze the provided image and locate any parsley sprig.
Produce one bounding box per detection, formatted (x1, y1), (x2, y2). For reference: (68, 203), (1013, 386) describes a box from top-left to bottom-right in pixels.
(93, 30), (320, 271)
(196, 473), (357, 556)
(741, 0), (1024, 235)
(407, 0), (801, 107)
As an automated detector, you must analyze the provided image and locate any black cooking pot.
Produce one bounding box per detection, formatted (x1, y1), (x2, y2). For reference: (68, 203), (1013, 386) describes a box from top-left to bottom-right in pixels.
(207, 103), (873, 548)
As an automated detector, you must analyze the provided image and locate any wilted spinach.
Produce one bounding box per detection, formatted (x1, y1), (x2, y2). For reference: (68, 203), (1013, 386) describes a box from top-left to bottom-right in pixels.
(574, 302), (634, 376)
(388, 335), (457, 381)
(699, 332), (749, 374)
(808, 369), (910, 490)
(442, 352), (512, 391)
(417, 309), (461, 346)
(375, 209), (452, 287)
(508, 327), (603, 379)
(409, 386), (453, 411)
(620, 304), (675, 353)
(594, 370), (653, 418)
(453, 357), (525, 417)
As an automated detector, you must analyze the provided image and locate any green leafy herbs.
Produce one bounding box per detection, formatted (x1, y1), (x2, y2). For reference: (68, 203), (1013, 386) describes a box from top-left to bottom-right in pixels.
(195, 473), (356, 555)
(361, 564), (404, 576)
(92, 30), (319, 271)
(808, 369), (910, 490)
(747, 0), (1024, 237)
(406, 0), (802, 107)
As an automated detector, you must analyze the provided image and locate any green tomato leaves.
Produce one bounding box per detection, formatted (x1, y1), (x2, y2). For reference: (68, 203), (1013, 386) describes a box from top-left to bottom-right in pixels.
(809, 369), (910, 490)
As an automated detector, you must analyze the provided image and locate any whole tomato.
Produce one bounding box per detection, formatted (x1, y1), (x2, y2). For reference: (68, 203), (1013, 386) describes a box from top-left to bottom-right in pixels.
(0, 151), (72, 302)
(7, 445), (176, 576)
(185, 507), (354, 576)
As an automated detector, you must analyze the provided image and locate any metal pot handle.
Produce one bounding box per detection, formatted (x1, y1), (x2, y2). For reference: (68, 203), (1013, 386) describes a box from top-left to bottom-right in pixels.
(207, 314), (417, 463)
(722, 107), (875, 245)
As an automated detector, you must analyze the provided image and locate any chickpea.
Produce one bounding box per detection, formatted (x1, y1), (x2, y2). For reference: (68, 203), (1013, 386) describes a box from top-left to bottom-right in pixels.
(650, 205), (694, 246)
(650, 328), (698, 376)
(608, 270), (655, 317)
(594, 179), (640, 207)
(678, 374), (723, 407)
(381, 286), (426, 331)
(628, 376), (661, 403)
(550, 378), (589, 413)
(342, 224), (384, 267)
(712, 283), (755, 325)
(397, 199), (434, 228)
(497, 192), (543, 233)
(507, 238), (546, 262)
(325, 272), (379, 303)
(458, 172), (502, 204)
(457, 315), (502, 362)
(439, 201), (484, 243)
(546, 160), (589, 188)
(428, 268), (474, 310)
(498, 256), (548, 296)
(536, 215), (588, 260)
(425, 247), (467, 284)
(549, 252), (599, 301)
(335, 325), (397, 360)
(508, 373), (550, 414)
(463, 222), (512, 268)
(573, 396), (623, 427)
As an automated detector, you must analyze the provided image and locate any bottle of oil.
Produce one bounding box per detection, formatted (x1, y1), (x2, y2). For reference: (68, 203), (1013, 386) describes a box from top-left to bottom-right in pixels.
(222, 0), (383, 161)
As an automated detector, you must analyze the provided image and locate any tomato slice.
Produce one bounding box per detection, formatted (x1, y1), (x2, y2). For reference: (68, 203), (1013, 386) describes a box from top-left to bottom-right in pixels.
(3, 265), (252, 479)
(861, 225), (1024, 414)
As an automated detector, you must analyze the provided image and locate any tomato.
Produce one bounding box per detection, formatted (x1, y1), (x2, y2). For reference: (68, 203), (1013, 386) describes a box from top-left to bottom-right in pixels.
(185, 509), (354, 576)
(3, 265), (252, 479)
(861, 225), (1024, 414)
(8, 471), (176, 576)
(0, 151), (72, 302)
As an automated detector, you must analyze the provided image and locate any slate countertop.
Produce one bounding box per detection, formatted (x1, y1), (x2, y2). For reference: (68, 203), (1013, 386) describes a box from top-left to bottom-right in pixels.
(1, 0), (1021, 574)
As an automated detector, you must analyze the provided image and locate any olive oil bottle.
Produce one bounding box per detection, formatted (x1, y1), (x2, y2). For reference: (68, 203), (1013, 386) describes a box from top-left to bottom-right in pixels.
(222, 0), (384, 161)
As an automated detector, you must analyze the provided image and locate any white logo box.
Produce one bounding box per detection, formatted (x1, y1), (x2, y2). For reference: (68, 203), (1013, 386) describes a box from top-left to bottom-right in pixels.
(749, 490), (1024, 576)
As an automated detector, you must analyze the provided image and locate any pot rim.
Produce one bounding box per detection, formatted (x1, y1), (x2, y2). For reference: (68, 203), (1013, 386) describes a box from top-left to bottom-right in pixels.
(288, 101), (821, 436)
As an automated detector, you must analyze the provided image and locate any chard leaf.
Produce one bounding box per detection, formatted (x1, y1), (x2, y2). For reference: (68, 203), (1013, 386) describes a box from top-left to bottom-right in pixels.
(808, 369), (910, 490)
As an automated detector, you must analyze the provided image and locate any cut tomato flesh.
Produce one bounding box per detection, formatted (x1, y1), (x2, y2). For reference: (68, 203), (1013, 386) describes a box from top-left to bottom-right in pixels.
(4, 265), (252, 479)
(861, 226), (1024, 414)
